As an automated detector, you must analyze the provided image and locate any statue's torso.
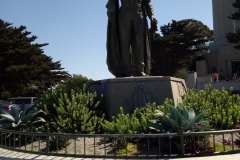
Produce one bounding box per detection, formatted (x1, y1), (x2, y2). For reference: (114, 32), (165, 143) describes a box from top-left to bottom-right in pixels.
(120, 0), (142, 6)
(119, 0), (144, 20)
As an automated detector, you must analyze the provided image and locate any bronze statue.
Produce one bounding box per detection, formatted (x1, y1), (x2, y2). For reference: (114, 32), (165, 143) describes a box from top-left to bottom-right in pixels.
(106, 0), (157, 77)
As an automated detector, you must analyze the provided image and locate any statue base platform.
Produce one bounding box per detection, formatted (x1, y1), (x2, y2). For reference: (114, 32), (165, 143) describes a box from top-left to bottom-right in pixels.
(87, 76), (186, 119)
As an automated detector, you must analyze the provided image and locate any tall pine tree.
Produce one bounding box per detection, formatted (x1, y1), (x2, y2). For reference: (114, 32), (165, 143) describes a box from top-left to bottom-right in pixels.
(226, 0), (240, 49)
(0, 19), (71, 99)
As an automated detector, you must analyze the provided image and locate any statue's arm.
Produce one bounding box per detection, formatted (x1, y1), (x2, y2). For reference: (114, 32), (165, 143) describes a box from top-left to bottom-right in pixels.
(106, 0), (118, 21)
(107, 0), (118, 12)
(144, 0), (157, 22)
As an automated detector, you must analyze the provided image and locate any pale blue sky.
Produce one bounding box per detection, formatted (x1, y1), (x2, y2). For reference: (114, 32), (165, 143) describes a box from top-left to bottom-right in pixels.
(0, 1), (213, 80)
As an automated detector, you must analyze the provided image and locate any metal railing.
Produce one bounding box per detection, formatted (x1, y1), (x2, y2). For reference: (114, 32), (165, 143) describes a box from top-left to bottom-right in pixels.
(0, 128), (240, 159)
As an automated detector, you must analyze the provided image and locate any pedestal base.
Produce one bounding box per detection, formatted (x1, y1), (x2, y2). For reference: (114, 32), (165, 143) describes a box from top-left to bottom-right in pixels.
(87, 76), (186, 118)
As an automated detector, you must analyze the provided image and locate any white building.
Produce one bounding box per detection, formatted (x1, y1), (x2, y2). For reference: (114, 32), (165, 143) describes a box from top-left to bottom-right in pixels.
(188, 0), (240, 93)
(206, 0), (240, 78)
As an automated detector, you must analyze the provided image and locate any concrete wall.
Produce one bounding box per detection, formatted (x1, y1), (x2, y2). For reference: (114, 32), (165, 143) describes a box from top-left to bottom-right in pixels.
(206, 44), (240, 78)
(196, 76), (212, 85)
(184, 72), (197, 89)
(196, 60), (207, 77)
(205, 52), (218, 73)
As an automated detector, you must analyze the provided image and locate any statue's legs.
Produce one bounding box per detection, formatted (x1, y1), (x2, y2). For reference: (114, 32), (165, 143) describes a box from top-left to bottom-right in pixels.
(119, 18), (146, 76)
(132, 19), (146, 76)
(119, 18), (132, 76)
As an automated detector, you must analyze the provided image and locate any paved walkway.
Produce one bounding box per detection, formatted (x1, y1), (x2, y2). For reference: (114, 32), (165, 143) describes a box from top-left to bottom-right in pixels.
(1, 148), (240, 160)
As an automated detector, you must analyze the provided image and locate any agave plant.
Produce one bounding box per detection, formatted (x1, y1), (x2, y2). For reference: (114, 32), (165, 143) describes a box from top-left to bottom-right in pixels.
(0, 104), (46, 131)
(148, 105), (211, 153)
(149, 105), (207, 133)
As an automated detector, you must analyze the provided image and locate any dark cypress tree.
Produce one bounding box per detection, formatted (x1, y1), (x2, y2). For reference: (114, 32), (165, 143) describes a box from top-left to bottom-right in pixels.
(0, 19), (71, 99)
(151, 19), (213, 77)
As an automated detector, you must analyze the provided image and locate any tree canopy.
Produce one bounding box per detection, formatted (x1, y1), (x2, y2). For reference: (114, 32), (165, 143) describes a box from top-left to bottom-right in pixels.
(226, 0), (240, 49)
(0, 19), (71, 99)
(151, 19), (213, 77)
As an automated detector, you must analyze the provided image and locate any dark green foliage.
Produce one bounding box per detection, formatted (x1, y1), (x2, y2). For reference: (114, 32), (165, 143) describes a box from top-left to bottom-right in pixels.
(226, 0), (240, 49)
(0, 19), (70, 99)
(49, 136), (69, 150)
(102, 104), (163, 153)
(112, 137), (128, 150)
(180, 84), (240, 129)
(102, 103), (163, 134)
(102, 107), (144, 134)
(151, 19), (213, 77)
(56, 74), (92, 92)
(35, 75), (105, 134)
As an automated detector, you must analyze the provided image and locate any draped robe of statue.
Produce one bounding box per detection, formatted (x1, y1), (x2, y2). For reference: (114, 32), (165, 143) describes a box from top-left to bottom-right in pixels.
(106, 0), (155, 77)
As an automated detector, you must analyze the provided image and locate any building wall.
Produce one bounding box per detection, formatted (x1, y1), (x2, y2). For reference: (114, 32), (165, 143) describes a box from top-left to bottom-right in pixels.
(217, 44), (240, 77)
(184, 72), (197, 89)
(205, 53), (218, 73)
(206, 44), (240, 78)
(206, 0), (240, 78)
(196, 60), (207, 77)
(212, 0), (237, 43)
(210, 0), (240, 53)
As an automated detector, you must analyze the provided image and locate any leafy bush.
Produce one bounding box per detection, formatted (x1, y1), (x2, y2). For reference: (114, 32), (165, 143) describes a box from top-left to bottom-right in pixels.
(102, 104), (163, 153)
(49, 136), (69, 150)
(102, 102), (164, 134)
(115, 142), (136, 155)
(56, 74), (92, 93)
(102, 107), (144, 134)
(180, 84), (240, 129)
(36, 75), (105, 134)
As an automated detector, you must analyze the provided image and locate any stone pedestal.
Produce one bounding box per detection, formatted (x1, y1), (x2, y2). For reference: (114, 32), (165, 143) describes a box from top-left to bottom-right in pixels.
(87, 76), (186, 118)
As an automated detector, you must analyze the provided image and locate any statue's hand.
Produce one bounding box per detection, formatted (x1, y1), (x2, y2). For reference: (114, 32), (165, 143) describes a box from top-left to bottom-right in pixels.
(150, 16), (158, 24)
(150, 16), (158, 32)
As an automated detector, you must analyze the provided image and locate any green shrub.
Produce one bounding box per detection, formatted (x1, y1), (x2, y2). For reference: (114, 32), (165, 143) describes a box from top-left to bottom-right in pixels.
(180, 84), (240, 129)
(49, 136), (69, 150)
(116, 142), (136, 155)
(137, 102), (170, 121)
(102, 107), (143, 134)
(35, 75), (105, 134)
(56, 74), (92, 92)
(102, 103), (164, 134)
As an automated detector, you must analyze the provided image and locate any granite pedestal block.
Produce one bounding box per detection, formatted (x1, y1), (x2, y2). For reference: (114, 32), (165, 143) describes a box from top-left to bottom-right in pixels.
(87, 76), (186, 118)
